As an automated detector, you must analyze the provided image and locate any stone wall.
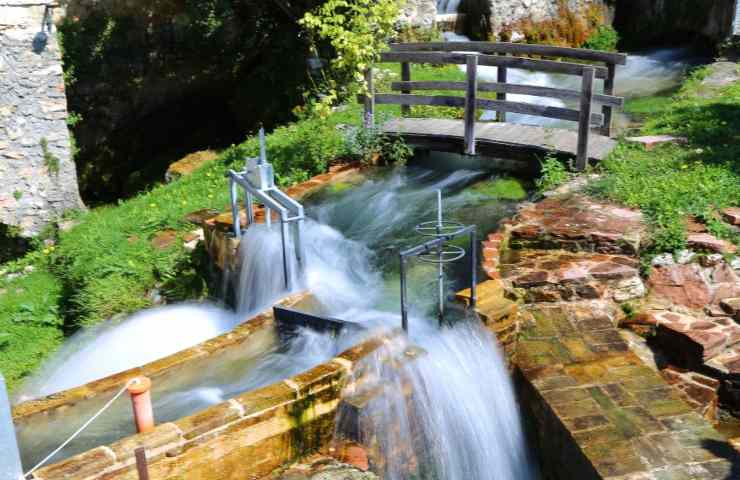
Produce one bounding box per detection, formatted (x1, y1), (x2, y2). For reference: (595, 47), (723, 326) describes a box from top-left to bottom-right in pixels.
(0, 1), (83, 237)
(488, 0), (613, 33)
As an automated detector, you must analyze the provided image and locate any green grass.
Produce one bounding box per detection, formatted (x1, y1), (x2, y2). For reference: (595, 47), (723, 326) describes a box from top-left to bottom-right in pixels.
(471, 177), (528, 200)
(591, 66), (740, 254)
(623, 89), (676, 119)
(0, 270), (64, 390)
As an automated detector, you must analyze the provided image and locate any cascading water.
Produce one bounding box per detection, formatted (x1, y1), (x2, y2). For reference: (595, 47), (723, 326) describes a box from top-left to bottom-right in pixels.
(437, 0), (461, 14)
(14, 303), (239, 401)
(339, 321), (535, 480)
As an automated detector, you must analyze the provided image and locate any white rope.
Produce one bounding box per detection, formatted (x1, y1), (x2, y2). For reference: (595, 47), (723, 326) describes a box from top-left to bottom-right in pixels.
(24, 378), (138, 478)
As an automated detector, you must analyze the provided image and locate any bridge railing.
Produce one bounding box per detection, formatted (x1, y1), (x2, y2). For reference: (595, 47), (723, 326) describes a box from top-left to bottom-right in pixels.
(363, 41), (626, 170)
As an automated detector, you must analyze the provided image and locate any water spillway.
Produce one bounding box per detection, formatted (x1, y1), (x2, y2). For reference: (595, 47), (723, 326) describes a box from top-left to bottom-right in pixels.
(15, 165), (535, 476)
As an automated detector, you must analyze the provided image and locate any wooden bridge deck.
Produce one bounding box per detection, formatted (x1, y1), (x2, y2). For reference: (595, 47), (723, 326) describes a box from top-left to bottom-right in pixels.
(382, 118), (618, 162)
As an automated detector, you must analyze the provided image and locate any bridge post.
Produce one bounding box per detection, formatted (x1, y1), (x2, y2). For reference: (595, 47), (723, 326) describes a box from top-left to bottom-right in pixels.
(363, 68), (374, 129)
(600, 63), (616, 137)
(401, 62), (411, 116)
(496, 55), (507, 123)
(576, 66), (595, 171)
(464, 54), (479, 155)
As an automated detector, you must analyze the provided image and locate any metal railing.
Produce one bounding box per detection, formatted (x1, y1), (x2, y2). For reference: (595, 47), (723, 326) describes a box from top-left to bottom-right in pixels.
(227, 129), (305, 289)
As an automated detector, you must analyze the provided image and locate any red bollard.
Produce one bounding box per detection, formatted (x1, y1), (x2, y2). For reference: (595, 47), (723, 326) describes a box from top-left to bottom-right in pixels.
(128, 376), (155, 433)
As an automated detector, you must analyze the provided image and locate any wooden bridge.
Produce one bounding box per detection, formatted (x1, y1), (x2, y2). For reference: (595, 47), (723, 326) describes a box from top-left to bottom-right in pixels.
(363, 41), (627, 170)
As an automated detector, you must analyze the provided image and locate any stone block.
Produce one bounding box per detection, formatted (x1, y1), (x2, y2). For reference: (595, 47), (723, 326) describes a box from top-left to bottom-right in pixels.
(625, 135), (688, 149)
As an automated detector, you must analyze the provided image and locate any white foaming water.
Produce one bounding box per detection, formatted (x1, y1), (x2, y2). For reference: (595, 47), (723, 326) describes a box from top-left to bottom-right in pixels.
(338, 321), (536, 479)
(15, 303), (237, 401)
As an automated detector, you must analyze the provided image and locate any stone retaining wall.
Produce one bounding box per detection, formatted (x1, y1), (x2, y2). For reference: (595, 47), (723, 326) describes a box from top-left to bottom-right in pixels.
(0, 0), (83, 237)
(29, 335), (391, 480)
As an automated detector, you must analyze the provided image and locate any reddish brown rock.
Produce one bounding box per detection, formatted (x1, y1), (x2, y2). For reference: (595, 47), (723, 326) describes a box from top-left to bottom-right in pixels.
(337, 443), (370, 471)
(625, 135), (688, 150)
(687, 233), (737, 254)
(151, 230), (178, 250)
(647, 264), (712, 310)
(720, 297), (740, 320)
(722, 207), (740, 226)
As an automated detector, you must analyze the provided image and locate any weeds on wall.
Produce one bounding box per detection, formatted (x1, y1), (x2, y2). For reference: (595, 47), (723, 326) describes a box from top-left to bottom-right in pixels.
(40, 138), (60, 176)
(498, 0), (617, 51)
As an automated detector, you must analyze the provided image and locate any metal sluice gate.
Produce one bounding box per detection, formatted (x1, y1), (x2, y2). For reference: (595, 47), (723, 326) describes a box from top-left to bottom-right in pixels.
(399, 190), (477, 333)
(227, 128), (305, 290)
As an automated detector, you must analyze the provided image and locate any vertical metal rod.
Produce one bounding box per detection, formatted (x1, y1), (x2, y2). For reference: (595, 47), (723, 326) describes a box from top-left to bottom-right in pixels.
(134, 448), (150, 480)
(294, 218), (305, 277)
(0, 374), (23, 480)
(258, 127), (267, 165)
(400, 255), (408, 333)
(470, 228), (477, 308)
(496, 58), (508, 123)
(229, 179), (241, 237)
(280, 216), (290, 290)
(245, 191), (254, 225)
(436, 190), (444, 324)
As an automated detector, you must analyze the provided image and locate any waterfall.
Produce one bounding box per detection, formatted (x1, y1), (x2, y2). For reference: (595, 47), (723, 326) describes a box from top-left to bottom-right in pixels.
(338, 321), (536, 480)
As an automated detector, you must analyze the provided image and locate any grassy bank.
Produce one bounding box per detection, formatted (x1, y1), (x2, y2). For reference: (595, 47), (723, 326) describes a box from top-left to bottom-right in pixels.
(589, 65), (740, 254)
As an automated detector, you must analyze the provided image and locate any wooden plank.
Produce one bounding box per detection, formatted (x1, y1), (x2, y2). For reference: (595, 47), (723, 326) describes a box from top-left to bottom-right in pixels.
(364, 69), (374, 129)
(401, 62), (411, 116)
(476, 98), (603, 125)
(577, 67), (595, 171)
(374, 93), (466, 108)
(380, 51), (608, 79)
(497, 57), (507, 122)
(601, 63), (616, 136)
(389, 81), (624, 107)
(135, 448), (150, 480)
(389, 41), (627, 65)
(464, 55), (478, 155)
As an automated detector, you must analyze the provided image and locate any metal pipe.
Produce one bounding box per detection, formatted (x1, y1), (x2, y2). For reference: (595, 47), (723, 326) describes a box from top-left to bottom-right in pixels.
(245, 191), (254, 225)
(229, 178), (241, 237)
(135, 448), (150, 480)
(0, 374), (23, 480)
(280, 213), (290, 289)
(400, 255), (408, 333)
(258, 127), (267, 165)
(436, 190), (444, 324)
(128, 376), (155, 433)
(470, 228), (477, 308)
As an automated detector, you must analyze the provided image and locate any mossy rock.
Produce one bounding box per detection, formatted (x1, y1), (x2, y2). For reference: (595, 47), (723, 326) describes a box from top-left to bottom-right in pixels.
(471, 178), (527, 201)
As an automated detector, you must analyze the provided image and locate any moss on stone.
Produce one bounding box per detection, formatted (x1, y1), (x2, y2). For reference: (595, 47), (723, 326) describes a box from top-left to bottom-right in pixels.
(471, 177), (528, 201)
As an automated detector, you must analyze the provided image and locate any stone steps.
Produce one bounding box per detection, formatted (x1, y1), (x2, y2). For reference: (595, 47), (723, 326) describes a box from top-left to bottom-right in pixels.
(641, 310), (740, 369)
(499, 248), (645, 304)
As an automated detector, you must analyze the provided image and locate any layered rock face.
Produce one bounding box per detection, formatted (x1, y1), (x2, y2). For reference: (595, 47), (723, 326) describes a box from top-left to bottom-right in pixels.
(0, 1), (83, 237)
(488, 0), (613, 33)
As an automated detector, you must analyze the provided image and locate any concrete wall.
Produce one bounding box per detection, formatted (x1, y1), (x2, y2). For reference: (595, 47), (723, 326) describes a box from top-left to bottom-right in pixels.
(0, 1), (83, 237)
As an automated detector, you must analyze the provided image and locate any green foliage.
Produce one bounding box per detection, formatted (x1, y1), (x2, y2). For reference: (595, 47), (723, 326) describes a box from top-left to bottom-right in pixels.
(300, 0), (400, 113)
(0, 270), (64, 390)
(536, 155), (572, 193)
(582, 25), (619, 52)
(394, 25), (443, 43)
(13, 191), (22, 201)
(345, 124), (412, 165)
(40, 137), (60, 175)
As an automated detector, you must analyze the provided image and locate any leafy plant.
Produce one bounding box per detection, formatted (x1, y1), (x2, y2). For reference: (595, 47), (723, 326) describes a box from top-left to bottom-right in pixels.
(536, 154), (571, 193)
(582, 25), (619, 52)
(344, 124), (412, 165)
(300, 0), (400, 113)
(13, 191), (22, 201)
